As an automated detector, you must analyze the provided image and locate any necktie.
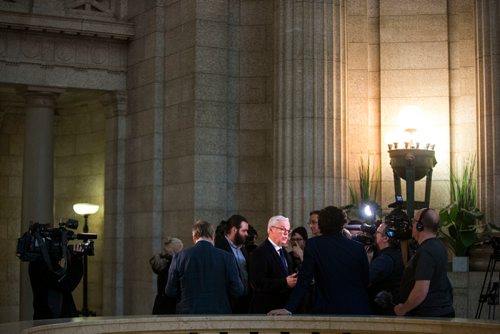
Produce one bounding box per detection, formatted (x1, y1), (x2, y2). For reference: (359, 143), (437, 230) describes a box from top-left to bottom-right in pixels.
(279, 248), (288, 273)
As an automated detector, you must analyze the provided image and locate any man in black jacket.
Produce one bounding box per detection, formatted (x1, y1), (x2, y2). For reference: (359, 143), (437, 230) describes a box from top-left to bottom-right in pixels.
(268, 206), (371, 315)
(249, 215), (297, 313)
(29, 245), (84, 319)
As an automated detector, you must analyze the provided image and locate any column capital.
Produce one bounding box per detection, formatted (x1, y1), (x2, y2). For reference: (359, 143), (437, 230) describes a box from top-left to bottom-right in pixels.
(19, 86), (65, 109)
(103, 90), (127, 118)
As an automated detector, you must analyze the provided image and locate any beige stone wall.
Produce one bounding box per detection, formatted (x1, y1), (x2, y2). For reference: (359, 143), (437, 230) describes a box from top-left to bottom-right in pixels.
(476, 0), (500, 226)
(449, 0), (476, 163)
(0, 91), (24, 322)
(346, 0), (382, 206)
(379, 0), (452, 209)
(112, 0), (275, 316)
(274, 0), (348, 226)
(1, 0), (499, 323)
(237, 0), (274, 229)
(345, 0), (475, 213)
(54, 92), (107, 317)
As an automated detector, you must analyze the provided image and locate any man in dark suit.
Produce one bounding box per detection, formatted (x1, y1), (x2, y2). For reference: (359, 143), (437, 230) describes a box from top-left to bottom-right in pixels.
(249, 215), (298, 314)
(269, 206), (371, 315)
(165, 220), (244, 314)
(214, 214), (251, 313)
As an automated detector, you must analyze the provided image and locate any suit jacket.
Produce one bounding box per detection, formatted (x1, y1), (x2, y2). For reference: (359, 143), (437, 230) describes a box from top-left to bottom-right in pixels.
(215, 236), (251, 313)
(285, 233), (371, 315)
(249, 239), (293, 314)
(165, 240), (244, 314)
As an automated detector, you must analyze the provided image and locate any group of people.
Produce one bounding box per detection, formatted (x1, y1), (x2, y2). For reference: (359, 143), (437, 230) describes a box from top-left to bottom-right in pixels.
(150, 206), (455, 317)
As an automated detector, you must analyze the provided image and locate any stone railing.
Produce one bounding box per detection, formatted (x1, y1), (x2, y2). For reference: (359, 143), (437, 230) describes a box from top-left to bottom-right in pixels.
(3, 315), (500, 334)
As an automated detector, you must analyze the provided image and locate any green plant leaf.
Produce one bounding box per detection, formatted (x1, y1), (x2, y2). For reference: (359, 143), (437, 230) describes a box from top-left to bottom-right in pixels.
(438, 154), (483, 257)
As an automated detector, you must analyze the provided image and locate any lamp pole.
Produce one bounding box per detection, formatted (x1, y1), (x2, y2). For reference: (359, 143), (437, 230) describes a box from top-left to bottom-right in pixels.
(73, 202), (99, 317)
(82, 214), (90, 317)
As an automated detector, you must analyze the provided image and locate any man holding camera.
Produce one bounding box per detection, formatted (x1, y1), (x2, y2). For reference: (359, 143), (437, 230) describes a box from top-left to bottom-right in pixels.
(394, 208), (455, 317)
(368, 221), (404, 315)
(29, 244), (84, 319)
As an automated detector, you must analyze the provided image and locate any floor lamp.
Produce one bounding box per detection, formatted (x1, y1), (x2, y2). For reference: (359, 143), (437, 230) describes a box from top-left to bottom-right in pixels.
(73, 202), (99, 317)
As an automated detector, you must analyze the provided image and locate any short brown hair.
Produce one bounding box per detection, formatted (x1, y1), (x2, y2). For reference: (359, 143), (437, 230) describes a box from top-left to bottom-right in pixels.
(192, 220), (215, 240)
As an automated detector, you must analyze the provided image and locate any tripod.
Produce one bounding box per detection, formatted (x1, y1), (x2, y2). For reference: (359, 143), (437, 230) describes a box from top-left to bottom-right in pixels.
(475, 249), (500, 320)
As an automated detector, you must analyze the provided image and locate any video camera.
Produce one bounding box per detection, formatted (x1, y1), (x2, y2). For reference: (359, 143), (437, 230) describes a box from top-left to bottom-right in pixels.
(345, 220), (380, 246)
(16, 219), (97, 265)
(384, 195), (412, 240)
(346, 195), (412, 244)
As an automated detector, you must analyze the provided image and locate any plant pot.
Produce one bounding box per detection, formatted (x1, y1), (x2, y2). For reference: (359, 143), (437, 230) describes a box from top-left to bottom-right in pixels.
(452, 256), (469, 272)
(469, 243), (493, 271)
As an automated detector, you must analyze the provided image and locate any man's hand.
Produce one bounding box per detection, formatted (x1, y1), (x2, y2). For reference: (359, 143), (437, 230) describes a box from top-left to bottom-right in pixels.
(267, 308), (292, 315)
(72, 244), (84, 253)
(291, 245), (304, 261)
(394, 303), (406, 316)
(286, 272), (298, 288)
(394, 280), (430, 316)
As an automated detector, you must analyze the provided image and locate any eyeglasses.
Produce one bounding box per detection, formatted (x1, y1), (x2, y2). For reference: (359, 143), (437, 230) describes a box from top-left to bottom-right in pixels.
(271, 226), (291, 234)
(291, 237), (304, 242)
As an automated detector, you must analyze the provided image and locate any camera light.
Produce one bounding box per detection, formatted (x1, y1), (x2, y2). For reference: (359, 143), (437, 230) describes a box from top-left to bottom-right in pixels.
(363, 204), (373, 218)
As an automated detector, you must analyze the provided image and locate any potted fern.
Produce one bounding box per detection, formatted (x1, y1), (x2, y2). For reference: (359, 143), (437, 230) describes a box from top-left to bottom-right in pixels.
(439, 155), (483, 271)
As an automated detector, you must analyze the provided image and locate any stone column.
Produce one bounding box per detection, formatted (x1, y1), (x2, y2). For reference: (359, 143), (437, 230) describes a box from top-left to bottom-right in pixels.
(20, 86), (61, 320)
(102, 90), (127, 316)
(274, 0), (347, 224)
(476, 0), (500, 226)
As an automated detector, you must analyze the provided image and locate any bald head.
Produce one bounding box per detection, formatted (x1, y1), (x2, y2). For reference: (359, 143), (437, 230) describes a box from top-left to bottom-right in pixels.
(415, 208), (440, 232)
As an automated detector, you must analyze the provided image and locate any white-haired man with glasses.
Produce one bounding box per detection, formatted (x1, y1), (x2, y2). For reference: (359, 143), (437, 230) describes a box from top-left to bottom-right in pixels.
(249, 215), (298, 313)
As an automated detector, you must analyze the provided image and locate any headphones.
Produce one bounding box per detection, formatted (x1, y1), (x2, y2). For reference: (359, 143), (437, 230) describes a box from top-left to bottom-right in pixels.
(416, 208), (430, 232)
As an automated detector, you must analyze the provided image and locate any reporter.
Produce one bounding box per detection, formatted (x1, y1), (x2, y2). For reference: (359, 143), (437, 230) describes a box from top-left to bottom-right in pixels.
(269, 206), (371, 315)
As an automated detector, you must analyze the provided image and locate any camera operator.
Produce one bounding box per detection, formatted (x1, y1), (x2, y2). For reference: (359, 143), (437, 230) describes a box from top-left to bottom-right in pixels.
(368, 221), (404, 315)
(394, 208), (455, 317)
(29, 244), (84, 319)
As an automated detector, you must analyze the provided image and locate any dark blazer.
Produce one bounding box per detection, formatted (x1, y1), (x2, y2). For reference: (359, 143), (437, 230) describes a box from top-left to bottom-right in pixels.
(165, 240), (244, 314)
(249, 239), (293, 314)
(285, 233), (371, 315)
(215, 236), (251, 313)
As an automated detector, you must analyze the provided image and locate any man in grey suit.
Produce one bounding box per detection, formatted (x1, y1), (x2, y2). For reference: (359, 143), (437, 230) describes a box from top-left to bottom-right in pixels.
(166, 220), (244, 314)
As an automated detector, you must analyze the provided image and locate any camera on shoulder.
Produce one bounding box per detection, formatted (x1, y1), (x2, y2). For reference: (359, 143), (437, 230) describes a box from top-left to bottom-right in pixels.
(16, 219), (97, 274)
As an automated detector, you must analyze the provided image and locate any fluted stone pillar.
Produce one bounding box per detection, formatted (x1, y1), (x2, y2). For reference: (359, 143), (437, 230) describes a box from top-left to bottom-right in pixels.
(20, 87), (61, 320)
(476, 0), (500, 226)
(102, 91), (127, 316)
(274, 0), (347, 224)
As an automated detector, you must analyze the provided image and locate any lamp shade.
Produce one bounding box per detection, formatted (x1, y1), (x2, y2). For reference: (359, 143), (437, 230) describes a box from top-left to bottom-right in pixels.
(73, 203), (100, 216)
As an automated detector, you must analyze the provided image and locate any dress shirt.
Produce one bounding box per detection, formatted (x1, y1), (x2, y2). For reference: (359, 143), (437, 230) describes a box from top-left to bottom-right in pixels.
(226, 236), (248, 294)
